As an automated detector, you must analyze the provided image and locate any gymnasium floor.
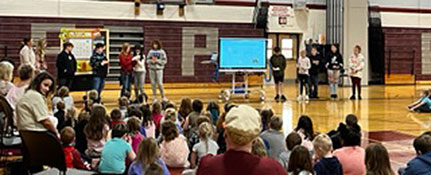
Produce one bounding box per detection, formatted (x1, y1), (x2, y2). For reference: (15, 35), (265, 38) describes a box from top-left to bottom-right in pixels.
(70, 83), (431, 171)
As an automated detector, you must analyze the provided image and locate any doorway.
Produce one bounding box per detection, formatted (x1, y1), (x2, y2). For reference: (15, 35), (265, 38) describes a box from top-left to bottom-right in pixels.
(268, 33), (300, 81)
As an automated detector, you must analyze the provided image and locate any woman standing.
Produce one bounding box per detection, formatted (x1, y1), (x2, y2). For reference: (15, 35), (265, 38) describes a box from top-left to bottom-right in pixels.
(119, 43), (133, 97)
(19, 38), (36, 68)
(349, 45), (364, 100)
(15, 72), (58, 135)
(147, 40), (167, 102)
(132, 44), (146, 101)
(326, 44), (343, 99)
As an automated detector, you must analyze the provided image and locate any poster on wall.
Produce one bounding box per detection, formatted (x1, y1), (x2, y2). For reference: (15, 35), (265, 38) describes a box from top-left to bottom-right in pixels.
(59, 28), (110, 75)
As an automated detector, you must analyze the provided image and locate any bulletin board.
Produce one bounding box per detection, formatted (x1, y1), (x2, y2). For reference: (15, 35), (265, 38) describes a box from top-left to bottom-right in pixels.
(59, 28), (110, 75)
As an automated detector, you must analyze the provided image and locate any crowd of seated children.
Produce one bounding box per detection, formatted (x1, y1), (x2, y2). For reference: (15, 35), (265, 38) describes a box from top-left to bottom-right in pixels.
(52, 86), (74, 113)
(407, 89), (431, 113)
(6, 76), (425, 175)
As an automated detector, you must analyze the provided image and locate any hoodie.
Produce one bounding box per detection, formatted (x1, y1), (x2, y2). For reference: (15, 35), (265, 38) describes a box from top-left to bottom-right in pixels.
(314, 157), (343, 175)
(403, 152), (431, 175)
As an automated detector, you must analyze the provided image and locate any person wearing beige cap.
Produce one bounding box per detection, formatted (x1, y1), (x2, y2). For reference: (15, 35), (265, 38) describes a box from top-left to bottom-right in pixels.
(196, 105), (287, 175)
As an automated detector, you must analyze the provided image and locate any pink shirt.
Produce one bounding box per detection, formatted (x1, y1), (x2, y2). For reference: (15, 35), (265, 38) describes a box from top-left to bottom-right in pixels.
(160, 134), (190, 168)
(333, 146), (366, 175)
(86, 124), (110, 153)
(144, 121), (156, 138)
(6, 84), (28, 109)
(130, 132), (144, 153)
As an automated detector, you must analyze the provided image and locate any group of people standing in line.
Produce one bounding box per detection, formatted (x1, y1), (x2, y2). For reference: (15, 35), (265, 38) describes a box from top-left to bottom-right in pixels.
(53, 39), (168, 102)
(270, 43), (365, 102)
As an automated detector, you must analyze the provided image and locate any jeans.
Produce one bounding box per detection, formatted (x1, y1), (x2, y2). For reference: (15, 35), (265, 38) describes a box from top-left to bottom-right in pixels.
(212, 63), (219, 81)
(58, 77), (74, 90)
(93, 76), (105, 99)
(120, 73), (133, 97)
(298, 74), (310, 96)
(148, 69), (165, 100)
(134, 71), (146, 100)
(310, 74), (319, 97)
(328, 69), (340, 95)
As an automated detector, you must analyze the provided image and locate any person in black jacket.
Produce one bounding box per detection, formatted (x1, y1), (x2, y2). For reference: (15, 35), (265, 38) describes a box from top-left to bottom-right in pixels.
(309, 47), (321, 99)
(90, 43), (108, 100)
(270, 47), (287, 102)
(325, 44), (343, 99)
(56, 42), (77, 89)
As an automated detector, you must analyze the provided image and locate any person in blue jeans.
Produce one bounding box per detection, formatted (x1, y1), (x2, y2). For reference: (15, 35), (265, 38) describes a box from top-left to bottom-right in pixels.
(90, 43), (108, 101)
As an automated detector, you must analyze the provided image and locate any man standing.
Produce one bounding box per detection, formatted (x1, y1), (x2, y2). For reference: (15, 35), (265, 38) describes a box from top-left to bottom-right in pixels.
(196, 105), (287, 175)
(56, 42), (77, 89)
(309, 47), (321, 99)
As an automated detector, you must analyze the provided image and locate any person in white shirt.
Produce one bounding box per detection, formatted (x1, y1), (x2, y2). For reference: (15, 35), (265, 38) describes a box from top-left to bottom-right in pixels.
(349, 45), (365, 100)
(19, 38), (36, 68)
(297, 50), (311, 101)
(132, 44), (146, 101)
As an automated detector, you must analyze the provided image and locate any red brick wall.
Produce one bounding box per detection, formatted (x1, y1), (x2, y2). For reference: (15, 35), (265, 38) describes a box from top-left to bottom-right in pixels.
(383, 27), (423, 79)
(0, 16), (264, 83)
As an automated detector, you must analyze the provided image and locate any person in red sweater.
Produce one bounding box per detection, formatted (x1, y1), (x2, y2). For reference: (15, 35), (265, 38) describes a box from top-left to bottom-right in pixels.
(110, 108), (125, 128)
(196, 105), (287, 175)
(61, 127), (90, 170)
(119, 43), (134, 97)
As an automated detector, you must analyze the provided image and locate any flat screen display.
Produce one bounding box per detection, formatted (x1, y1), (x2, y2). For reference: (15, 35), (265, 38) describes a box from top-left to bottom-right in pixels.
(219, 38), (267, 70)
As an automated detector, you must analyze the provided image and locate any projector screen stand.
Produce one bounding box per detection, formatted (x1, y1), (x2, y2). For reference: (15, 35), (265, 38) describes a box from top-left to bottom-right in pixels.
(218, 70), (266, 102)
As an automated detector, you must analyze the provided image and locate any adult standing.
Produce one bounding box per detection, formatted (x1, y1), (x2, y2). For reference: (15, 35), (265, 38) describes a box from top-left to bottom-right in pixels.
(132, 44), (146, 101)
(309, 47), (321, 99)
(90, 43), (109, 100)
(196, 105), (287, 175)
(19, 38), (36, 68)
(147, 40), (167, 102)
(119, 43), (133, 97)
(16, 72), (58, 135)
(56, 42), (77, 89)
(349, 45), (365, 100)
(326, 44), (343, 99)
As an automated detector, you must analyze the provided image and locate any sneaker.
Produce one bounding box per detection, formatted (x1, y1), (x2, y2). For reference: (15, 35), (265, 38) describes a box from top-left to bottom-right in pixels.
(274, 95), (280, 101)
(304, 95), (309, 101)
(350, 96), (356, 100)
(334, 94), (338, 99)
(297, 95), (302, 101)
(358, 96), (362, 100)
(281, 95), (287, 102)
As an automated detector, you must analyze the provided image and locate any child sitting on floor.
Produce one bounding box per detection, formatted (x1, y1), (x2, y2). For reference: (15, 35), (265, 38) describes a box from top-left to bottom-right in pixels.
(127, 116), (144, 153)
(119, 96), (129, 118)
(159, 121), (190, 168)
(61, 127), (90, 170)
(313, 134), (342, 175)
(140, 105), (156, 138)
(190, 122), (219, 169)
(278, 132), (302, 170)
(408, 89), (431, 113)
(110, 108), (125, 128)
(128, 138), (170, 175)
(99, 123), (136, 174)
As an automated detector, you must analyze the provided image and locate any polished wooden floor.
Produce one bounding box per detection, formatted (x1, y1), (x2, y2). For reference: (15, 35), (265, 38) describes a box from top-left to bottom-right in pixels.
(70, 83), (430, 170)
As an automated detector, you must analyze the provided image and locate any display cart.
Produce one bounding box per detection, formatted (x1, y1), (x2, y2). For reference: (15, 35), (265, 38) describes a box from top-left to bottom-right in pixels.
(218, 69), (266, 102)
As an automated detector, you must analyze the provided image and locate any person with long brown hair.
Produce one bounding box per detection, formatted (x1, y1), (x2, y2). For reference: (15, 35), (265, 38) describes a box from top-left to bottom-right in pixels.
(120, 42), (133, 97)
(83, 104), (110, 158)
(159, 120), (189, 168)
(128, 138), (170, 175)
(132, 44), (146, 101)
(16, 72), (58, 134)
(178, 98), (193, 123)
(365, 143), (394, 175)
(147, 40), (167, 102)
(288, 145), (314, 175)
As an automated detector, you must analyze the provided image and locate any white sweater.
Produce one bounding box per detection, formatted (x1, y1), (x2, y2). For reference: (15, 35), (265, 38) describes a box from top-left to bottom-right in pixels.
(132, 55), (146, 72)
(19, 45), (36, 67)
(297, 57), (311, 75)
(349, 53), (365, 78)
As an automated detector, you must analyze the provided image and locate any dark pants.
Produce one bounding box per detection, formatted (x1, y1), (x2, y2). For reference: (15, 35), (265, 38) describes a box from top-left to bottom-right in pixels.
(58, 77), (74, 90)
(414, 104), (431, 113)
(351, 77), (361, 96)
(310, 74), (319, 97)
(120, 73), (133, 97)
(298, 74), (310, 95)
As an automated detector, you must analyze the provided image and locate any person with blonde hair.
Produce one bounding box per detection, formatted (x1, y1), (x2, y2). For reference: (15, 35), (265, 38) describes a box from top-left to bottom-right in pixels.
(0, 61), (15, 96)
(196, 105), (287, 175)
(190, 122), (219, 168)
(6, 64), (33, 109)
(313, 134), (342, 175)
(120, 42), (133, 97)
(128, 138), (170, 175)
(251, 137), (267, 157)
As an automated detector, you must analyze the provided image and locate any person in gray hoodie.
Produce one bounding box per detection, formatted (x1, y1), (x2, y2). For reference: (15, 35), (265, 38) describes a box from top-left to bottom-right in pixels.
(147, 40), (167, 102)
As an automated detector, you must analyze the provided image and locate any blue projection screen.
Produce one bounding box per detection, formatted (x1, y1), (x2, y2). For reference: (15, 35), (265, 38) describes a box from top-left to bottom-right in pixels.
(219, 38), (267, 70)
